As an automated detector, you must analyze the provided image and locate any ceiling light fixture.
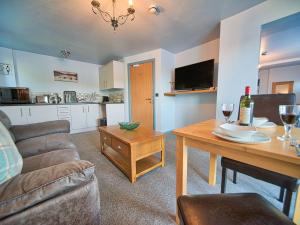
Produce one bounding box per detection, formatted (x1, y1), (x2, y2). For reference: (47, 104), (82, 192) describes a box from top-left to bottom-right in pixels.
(91, 0), (135, 31)
(60, 49), (71, 58)
(148, 4), (160, 15)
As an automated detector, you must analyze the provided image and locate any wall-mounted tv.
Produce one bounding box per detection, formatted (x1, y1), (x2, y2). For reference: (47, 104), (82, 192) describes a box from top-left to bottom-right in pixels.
(175, 59), (214, 90)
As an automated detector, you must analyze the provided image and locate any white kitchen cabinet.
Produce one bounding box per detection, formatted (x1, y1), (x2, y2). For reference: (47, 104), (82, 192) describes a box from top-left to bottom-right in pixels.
(70, 105), (87, 130)
(100, 60), (124, 90)
(0, 104), (100, 133)
(28, 105), (58, 123)
(0, 105), (58, 125)
(106, 104), (125, 126)
(86, 104), (100, 127)
(0, 106), (28, 125)
(70, 104), (100, 131)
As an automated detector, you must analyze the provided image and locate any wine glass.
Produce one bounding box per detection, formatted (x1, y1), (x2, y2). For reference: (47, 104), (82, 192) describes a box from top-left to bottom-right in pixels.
(222, 103), (234, 123)
(278, 105), (300, 141)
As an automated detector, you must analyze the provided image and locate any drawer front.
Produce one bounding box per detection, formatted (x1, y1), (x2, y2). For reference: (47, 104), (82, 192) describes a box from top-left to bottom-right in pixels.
(112, 138), (130, 158)
(102, 133), (112, 146)
(57, 106), (71, 114)
(58, 116), (71, 122)
(136, 138), (162, 160)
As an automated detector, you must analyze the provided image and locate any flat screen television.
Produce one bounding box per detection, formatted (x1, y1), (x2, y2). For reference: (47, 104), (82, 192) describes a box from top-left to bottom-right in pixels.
(175, 59), (214, 90)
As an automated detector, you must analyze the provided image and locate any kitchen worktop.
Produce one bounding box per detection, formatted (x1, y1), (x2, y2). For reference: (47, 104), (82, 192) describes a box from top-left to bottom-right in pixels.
(0, 102), (101, 106)
(0, 102), (126, 106)
(100, 102), (124, 105)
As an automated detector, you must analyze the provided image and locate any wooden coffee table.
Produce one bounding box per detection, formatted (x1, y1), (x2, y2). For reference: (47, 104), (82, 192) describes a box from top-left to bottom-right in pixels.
(99, 125), (165, 183)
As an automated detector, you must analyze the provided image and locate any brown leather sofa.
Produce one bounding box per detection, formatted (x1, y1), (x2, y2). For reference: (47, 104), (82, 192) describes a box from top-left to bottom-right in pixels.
(0, 110), (100, 225)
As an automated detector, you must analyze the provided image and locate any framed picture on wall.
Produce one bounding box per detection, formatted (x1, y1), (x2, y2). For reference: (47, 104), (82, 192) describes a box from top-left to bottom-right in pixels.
(54, 70), (78, 82)
(272, 81), (294, 94)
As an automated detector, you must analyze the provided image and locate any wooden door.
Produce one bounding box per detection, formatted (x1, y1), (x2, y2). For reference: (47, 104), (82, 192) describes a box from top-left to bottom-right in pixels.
(130, 62), (154, 129)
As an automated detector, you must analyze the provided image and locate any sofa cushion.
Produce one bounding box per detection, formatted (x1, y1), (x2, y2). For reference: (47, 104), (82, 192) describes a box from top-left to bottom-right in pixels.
(16, 133), (76, 158)
(0, 160), (94, 219)
(0, 122), (23, 185)
(22, 149), (80, 174)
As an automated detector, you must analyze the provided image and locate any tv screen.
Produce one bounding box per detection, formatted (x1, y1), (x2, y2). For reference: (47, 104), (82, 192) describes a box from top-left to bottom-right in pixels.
(175, 59), (214, 90)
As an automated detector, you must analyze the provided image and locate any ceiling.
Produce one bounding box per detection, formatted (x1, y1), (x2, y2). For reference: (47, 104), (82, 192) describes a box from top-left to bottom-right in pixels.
(260, 12), (300, 64)
(0, 0), (264, 64)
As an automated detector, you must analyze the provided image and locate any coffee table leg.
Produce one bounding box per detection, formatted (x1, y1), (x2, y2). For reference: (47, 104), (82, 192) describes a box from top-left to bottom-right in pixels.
(294, 185), (300, 224)
(130, 147), (136, 183)
(209, 153), (217, 185)
(176, 136), (187, 224)
(161, 137), (165, 167)
(99, 132), (104, 153)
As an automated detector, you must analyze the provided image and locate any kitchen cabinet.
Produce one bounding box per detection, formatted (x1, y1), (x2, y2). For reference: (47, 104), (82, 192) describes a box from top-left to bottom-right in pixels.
(86, 104), (100, 127)
(106, 104), (125, 126)
(100, 60), (124, 90)
(28, 105), (58, 123)
(0, 104), (100, 133)
(70, 104), (100, 131)
(70, 105), (88, 130)
(0, 106), (28, 125)
(0, 105), (58, 125)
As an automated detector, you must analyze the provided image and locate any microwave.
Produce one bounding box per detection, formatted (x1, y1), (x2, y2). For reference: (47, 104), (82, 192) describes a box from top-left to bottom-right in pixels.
(0, 87), (30, 104)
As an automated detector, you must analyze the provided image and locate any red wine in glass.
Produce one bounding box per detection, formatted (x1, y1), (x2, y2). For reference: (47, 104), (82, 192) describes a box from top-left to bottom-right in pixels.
(280, 113), (298, 125)
(221, 103), (234, 123)
(223, 110), (232, 118)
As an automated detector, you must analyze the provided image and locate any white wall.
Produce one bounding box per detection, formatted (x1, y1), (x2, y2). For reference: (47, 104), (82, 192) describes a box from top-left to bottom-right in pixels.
(0, 47), (17, 87)
(217, 0), (300, 120)
(259, 64), (300, 103)
(14, 50), (100, 94)
(123, 49), (175, 132)
(174, 39), (219, 127)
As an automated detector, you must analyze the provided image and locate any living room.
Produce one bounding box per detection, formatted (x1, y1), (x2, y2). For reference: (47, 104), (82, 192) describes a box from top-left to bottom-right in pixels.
(0, 1), (300, 225)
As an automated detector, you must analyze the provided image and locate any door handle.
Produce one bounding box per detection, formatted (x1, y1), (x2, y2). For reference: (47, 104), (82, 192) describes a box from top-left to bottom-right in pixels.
(20, 108), (23, 117)
(145, 98), (152, 101)
(29, 108), (31, 116)
(82, 106), (84, 113)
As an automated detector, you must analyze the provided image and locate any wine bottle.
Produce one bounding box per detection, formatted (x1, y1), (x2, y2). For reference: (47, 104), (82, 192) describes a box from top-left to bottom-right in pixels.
(239, 86), (254, 126)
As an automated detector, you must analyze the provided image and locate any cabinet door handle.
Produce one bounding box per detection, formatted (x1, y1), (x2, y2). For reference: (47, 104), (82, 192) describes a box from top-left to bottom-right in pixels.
(88, 105), (90, 112)
(104, 137), (107, 140)
(29, 108), (31, 116)
(20, 108), (23, 117)
(82, 106), (84, 113)
(118, 145), (121, 149)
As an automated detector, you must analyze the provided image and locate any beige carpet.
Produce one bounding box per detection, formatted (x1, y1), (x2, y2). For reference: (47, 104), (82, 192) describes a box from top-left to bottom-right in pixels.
(72, 131), (295, 225)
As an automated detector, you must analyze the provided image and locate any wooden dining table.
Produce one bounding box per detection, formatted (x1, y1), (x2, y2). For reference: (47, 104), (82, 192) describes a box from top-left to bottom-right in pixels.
(173, 119), (300, 224)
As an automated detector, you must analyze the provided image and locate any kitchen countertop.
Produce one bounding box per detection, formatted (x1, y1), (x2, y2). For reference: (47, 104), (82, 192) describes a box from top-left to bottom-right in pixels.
(100, 102), (124, 105)
(0, 102), (125, 106)
(0, 102), (102, 106)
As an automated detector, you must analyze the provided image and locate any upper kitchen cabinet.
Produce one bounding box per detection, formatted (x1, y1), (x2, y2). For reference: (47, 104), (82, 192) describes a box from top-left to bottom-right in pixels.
(99, 60), (124, 90)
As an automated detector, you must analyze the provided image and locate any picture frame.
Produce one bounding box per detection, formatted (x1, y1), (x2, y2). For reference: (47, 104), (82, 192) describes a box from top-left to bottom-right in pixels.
(54, 70), (78, 82)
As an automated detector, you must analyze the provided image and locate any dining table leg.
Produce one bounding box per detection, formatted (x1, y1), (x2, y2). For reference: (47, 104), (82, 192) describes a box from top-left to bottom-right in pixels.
(294, 185), (300, 224)
(209, 153), (217, 185)
(176, 136), (187, 224)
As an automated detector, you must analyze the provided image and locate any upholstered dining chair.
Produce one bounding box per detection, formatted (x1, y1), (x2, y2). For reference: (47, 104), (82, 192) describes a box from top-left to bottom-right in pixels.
(221, 93), (298, 217)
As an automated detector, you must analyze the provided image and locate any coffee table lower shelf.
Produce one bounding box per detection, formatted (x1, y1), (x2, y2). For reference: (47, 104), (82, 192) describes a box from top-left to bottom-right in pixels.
(102, 147), (163, 181)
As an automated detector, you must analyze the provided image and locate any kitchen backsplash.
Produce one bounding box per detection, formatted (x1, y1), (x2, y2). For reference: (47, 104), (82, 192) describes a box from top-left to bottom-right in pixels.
(30, 91), (124, 103)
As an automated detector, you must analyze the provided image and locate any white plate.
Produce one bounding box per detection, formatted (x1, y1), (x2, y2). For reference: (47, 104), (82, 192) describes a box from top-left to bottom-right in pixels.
(253, 117), (268, 127)
(255, 121), (277, 129)
(219, 123), (257, 139)
(213, 128), (271, 144)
